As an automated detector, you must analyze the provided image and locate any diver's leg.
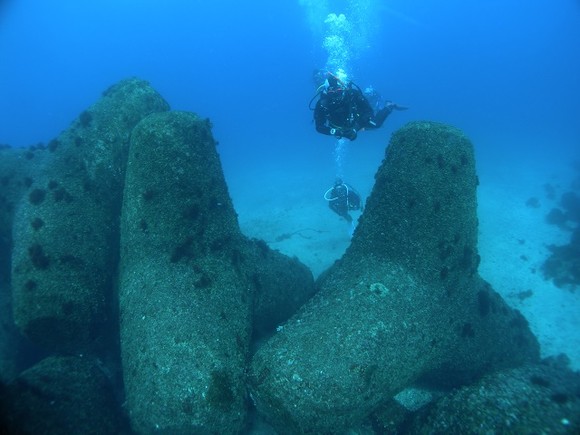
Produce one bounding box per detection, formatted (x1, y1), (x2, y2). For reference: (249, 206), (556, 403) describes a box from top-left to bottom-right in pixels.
(330, 202), (352, 222)
(368, 106), (393, 129)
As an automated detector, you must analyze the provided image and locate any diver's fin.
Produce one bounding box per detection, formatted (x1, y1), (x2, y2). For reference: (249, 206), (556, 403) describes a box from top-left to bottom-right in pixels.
(385, 102), (409, 111)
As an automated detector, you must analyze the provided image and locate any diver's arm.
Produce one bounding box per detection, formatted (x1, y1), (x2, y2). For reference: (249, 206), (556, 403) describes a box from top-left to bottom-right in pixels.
(315, 121), (333, 136)
(317, 122), (356, 140)
(314, 101), (333, 135)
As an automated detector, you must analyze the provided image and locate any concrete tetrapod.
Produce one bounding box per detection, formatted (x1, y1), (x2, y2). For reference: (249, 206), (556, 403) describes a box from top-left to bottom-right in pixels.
(0, 355), (123, 434)
(119, 111), (251, 433)
(0, 146), (40, 381)
(250, 121), (540, 433)
(3, 79), (317, 433)
(11, 78), (169, 352)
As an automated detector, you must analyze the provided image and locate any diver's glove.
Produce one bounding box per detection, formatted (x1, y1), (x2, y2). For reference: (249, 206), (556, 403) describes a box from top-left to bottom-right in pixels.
(342, 128), (357, 140)
(330, 127), (357, 140)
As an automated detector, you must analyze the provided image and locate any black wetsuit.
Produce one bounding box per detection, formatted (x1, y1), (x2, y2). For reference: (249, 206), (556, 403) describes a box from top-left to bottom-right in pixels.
(314, 85), (392, 140)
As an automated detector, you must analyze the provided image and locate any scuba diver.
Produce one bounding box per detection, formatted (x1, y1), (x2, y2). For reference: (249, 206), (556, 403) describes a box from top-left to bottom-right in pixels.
(324, 179), (362, 223)
(310, 72), (408, 141)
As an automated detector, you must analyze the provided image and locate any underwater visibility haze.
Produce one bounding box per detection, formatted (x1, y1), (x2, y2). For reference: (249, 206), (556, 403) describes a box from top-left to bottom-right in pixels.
(1, 0), (580, 433)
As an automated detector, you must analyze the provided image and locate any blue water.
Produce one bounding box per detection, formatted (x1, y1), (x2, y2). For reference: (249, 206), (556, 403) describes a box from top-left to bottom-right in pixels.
(1, 0), (579, 166)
